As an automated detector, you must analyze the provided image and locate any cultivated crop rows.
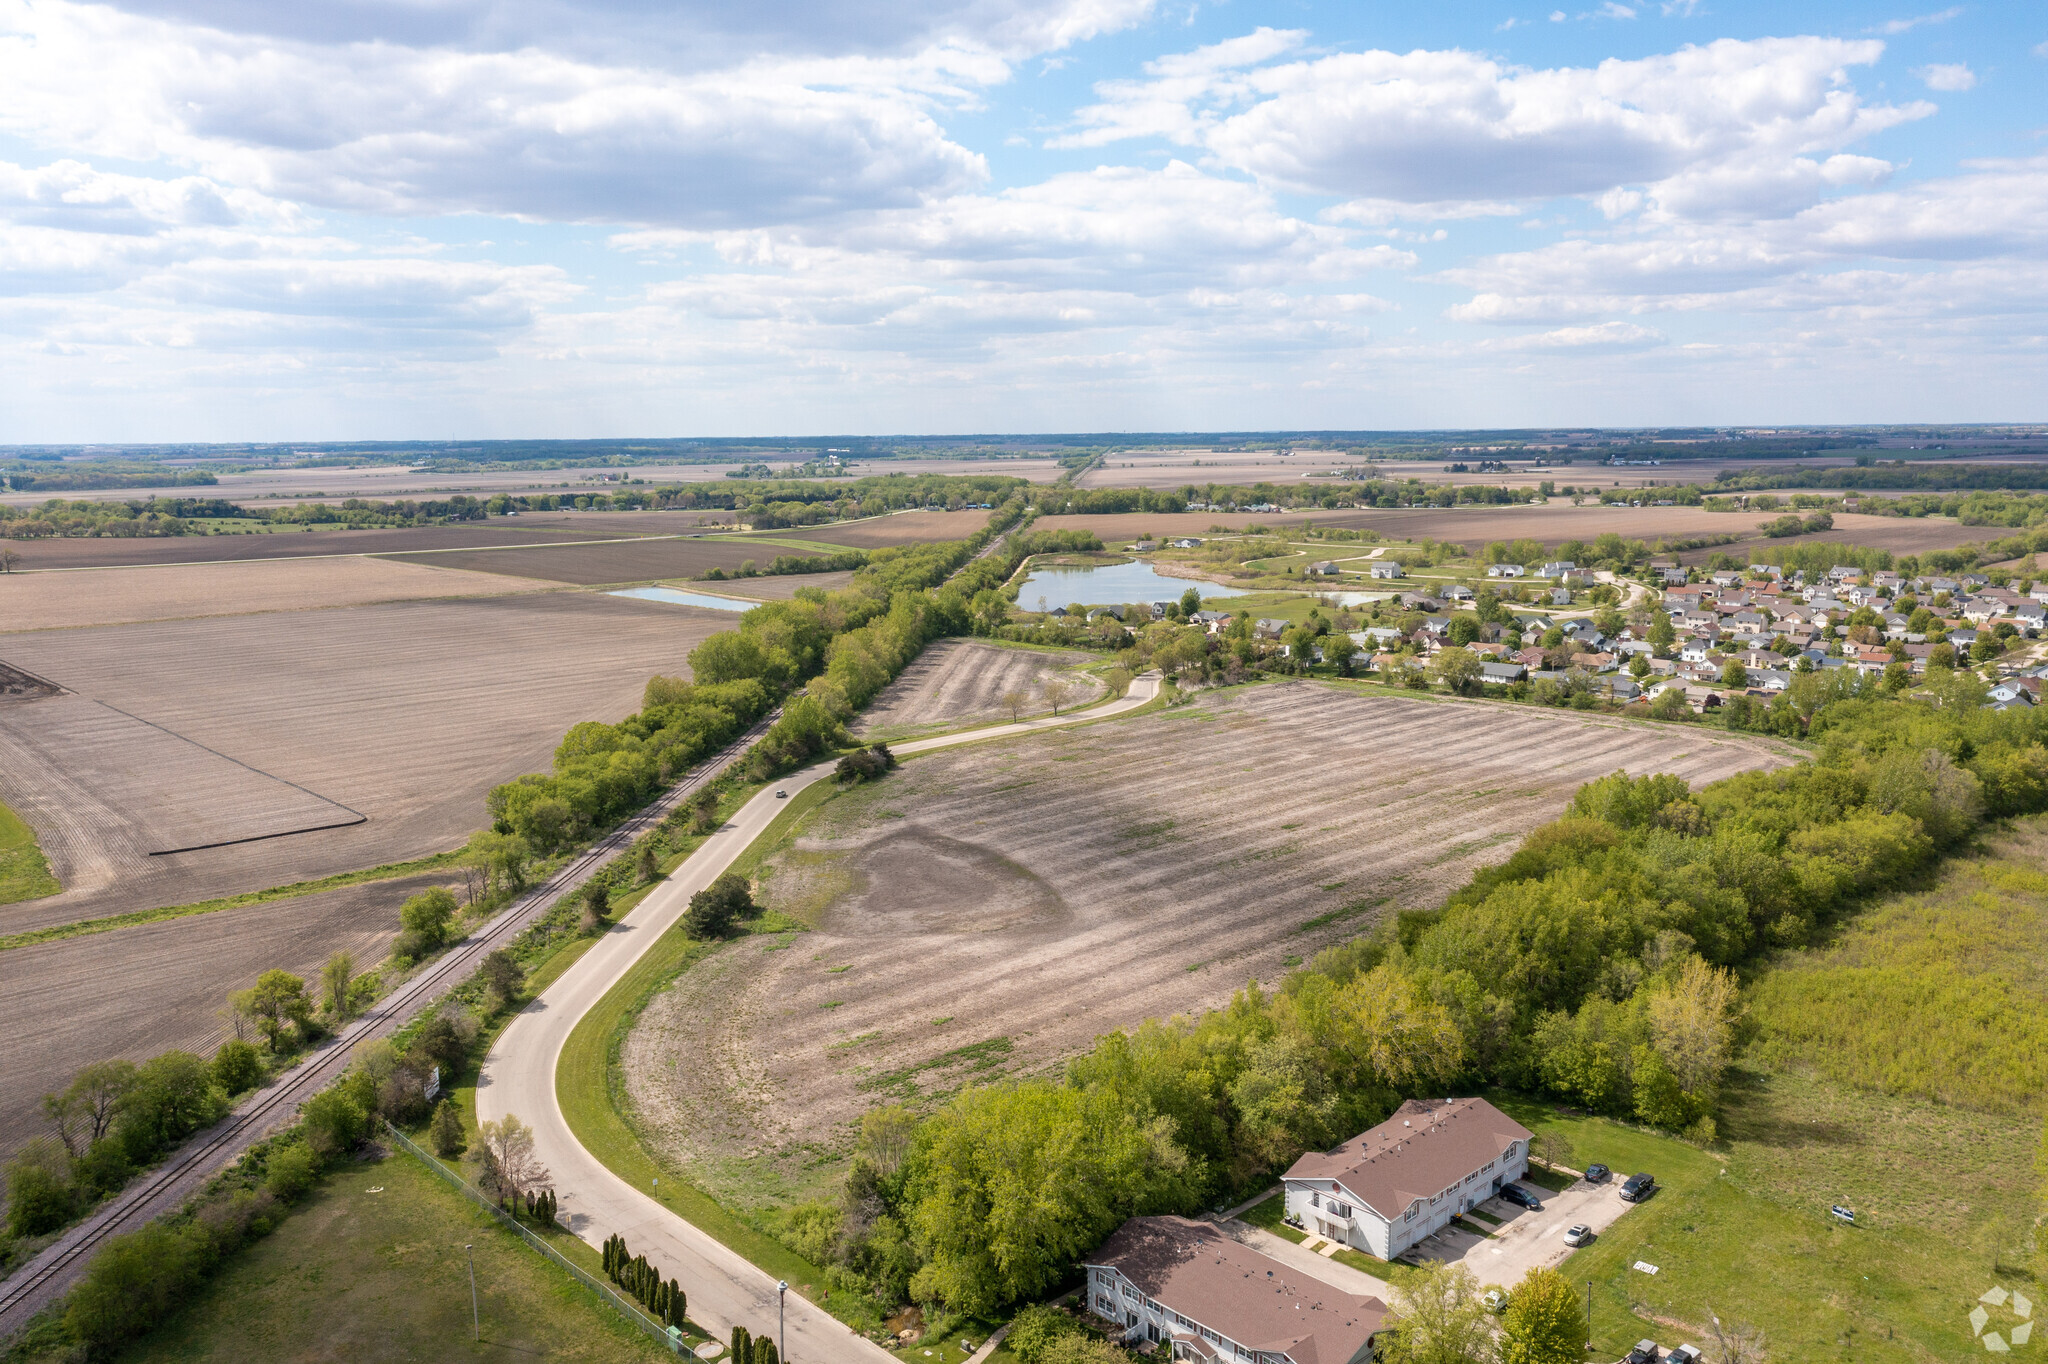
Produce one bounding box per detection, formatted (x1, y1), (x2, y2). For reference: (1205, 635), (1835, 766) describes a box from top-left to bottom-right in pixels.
(624, 682), (1791, 1207)
(853, 640), (1102, 741)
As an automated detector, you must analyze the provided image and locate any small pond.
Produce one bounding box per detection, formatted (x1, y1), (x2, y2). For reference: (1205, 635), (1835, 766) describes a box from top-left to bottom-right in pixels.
(1014, 559), (1249, 610)
(608, 586), (756, 612)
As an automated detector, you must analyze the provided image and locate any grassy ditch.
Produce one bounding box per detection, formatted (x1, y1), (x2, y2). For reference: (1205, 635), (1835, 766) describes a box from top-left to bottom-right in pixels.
(0, 848), (467, 951)
(113, 1145), (673, 1364)
(0, 798), (59, 907)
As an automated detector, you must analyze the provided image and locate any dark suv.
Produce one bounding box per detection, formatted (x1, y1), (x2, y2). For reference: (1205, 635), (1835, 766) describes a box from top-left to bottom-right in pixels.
(1619, 1172), (1657, 1202)
(1497, 1183), (1542, 1210)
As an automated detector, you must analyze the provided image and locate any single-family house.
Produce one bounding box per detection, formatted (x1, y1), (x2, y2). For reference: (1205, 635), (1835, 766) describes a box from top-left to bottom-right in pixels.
(1481, 661), (1526, 684)
(1083, 1217), (1387, 1364)
(1710, 570), (1744, 587)
(1442, 585), (1475, 602)
(1253, 618), (1289, 640)
(1422, 616), (1453, 637)
(1087, 607), (1124, 621)
(1610, 677), (1642, 700)
(1282, 1098), (1534, 1261)
(1309, 562), (1341, 577)
(1487, 564), (1526, 578)
(1370, 562), (1405, 580)
(2012, 602), (2046, 631)
(1172, 538), (1203, 549)
(1193, 610), (1233, 632)
(1548, 588), (1573, 606)
(1539, 561), (1576, 579)
(1661, 566), (1690, 586)
(1679, 641), (1713, 664)
(1352, 627), (1403, 648)
(1128, 541), (1158, 552)
(1046, 606), (1070, 619)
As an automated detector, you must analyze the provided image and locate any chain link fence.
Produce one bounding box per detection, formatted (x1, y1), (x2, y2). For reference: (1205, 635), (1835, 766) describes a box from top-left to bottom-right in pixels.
(383, 1121), (688, 1355)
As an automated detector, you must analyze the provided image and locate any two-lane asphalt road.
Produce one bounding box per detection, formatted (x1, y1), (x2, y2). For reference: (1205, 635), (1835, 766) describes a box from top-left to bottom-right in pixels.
(478, 674), (1164, 1363)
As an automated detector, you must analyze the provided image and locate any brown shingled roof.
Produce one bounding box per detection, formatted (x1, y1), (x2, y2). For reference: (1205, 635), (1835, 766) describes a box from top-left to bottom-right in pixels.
(1282, 1097), (1533, 1221)
(1085, 1217), (1385, 1364)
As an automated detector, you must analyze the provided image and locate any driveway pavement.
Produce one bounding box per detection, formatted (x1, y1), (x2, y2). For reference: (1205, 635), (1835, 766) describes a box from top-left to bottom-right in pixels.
(1406, 1175), (1641, 1287)
(1218, 1222), (1394, 1302)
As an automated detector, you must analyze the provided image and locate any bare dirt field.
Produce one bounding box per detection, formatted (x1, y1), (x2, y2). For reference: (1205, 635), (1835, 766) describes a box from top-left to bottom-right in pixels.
(852, 640), (1103, 741)
(0, 592), (724, 934)
(792, 510), (995, 547)
(0, 520), (674, 571)
(0, 868), (452, 1164)
(1072, 450), (1889, 492)
(622, 682), (1794, 1212)
(401, 536), (825, 585)
(0, 556), (563, 632)
(687, 571), (859, 601)
(1031, 506), (1989, 557)
(0, 457), (1060, 510)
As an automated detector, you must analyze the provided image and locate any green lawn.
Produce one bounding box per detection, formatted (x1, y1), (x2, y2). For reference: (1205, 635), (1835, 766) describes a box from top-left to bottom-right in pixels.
(0, 799), (58, 907)
(553, 904), (880, 1332)
(119, 1147), (671, 1363)
(1492, 1079), (2030, 1360)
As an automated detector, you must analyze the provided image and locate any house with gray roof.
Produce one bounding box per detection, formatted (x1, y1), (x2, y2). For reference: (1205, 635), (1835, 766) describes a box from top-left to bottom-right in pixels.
(1282, 1097), (1533, 1261)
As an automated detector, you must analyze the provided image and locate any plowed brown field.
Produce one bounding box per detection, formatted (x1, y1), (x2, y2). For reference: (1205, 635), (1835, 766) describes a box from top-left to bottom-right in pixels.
(622, 683), (1794, 1207)
(0, 556), (562, 632)
(793, 511), (994, 547)
(0, 869), (452, 1163)
(853, 640), (1102, 741)
(1028, 506), (1987, 557)
(0, 592), (723, 933)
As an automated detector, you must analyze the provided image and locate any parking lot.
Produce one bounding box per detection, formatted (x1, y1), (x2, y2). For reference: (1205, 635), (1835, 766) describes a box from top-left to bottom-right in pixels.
(1407, 1170), (1646, 1287)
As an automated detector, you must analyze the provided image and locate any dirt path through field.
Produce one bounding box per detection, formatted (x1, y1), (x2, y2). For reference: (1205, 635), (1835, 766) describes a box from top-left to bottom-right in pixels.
(623, 683), (1792, 1210)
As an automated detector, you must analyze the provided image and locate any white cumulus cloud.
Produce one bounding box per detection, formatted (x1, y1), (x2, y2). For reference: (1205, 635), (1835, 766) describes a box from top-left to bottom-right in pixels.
(1915, 62), (1975, 91)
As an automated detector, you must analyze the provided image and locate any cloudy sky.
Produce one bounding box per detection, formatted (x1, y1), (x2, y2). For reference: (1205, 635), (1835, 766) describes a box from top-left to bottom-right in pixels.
(0, 0), (2041, 439)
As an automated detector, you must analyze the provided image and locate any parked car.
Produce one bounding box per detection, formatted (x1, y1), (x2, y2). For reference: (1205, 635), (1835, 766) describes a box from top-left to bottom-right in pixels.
(1583, 1163), (1611, 1183)
(1626, 1342), (1661, 1363)
(1620, 1173), (1658, 1202)
(1497, 1184), (1542, 1210)
(776, 789), (788, 799)
(1481, 1290), (1507, 1315)
(1563, 1224), (1593, 1247)
(1668, 1347), (1703, 1364)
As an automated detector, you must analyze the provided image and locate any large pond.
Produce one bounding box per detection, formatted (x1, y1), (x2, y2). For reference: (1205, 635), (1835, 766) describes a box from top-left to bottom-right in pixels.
(1013, 559), (1245, 610)
(608, 585), (756, 612)
(1013, 558), (1388, 611)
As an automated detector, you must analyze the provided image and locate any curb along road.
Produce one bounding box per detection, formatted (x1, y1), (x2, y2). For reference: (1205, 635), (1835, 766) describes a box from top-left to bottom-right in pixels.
(0, 712), (778, 1340)
(477, 673), (1166, 1364)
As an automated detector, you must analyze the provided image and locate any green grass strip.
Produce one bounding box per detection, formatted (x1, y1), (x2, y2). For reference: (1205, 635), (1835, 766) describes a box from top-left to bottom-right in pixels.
(0, 798), (60, 908)
(0, 849), (464, 952)
(555, 924), (852, 1307)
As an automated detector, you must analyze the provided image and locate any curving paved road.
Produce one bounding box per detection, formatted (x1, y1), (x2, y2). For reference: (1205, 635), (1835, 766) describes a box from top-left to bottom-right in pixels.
(478, 673), (1164, 1363)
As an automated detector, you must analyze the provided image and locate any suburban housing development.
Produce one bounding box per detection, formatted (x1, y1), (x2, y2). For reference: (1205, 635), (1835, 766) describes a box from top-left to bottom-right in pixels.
(1083, 1217), (1388, 1364)
(1280, 1098), (1535, 1261)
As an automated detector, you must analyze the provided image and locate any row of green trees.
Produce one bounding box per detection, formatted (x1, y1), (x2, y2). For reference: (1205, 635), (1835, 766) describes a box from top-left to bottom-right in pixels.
(602, 1233), (688, 1329)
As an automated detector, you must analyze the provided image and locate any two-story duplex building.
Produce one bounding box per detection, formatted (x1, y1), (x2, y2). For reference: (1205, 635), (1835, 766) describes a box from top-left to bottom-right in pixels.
(1083, 1217), (1387, 1364)
(1281, 1098), (1533, 1261)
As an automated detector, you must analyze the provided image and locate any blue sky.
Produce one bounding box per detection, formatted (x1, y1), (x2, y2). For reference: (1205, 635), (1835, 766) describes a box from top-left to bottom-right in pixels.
(0, 0), (2041, 440)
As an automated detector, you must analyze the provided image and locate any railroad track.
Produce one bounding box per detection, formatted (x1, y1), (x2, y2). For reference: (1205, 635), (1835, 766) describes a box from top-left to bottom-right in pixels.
(0, 710), (777, 1337)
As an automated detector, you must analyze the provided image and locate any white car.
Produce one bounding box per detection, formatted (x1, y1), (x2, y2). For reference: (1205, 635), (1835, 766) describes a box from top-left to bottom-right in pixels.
(1481, 1290), (1507, 1314)
(776, 789), (788, 799)
(1563, 1224), (1593, 1247)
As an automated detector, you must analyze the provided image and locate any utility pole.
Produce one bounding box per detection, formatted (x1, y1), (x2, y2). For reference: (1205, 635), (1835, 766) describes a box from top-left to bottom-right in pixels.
(779, 1280), (789, 1363)
(468, 1245), (479, 1341)
(1585, 1280), (1593, 1354)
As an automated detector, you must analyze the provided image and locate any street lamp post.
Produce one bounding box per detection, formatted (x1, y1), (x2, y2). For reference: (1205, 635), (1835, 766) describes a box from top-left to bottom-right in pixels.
(778, 1280), (789, 1363)
(467, 1244), (480, 1342)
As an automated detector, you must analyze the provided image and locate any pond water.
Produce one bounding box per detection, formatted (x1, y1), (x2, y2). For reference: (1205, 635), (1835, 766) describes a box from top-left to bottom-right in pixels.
(1013, 559), (1249, 610)
(608, 586), (756, 612)
(1013, 559), (1391, 612)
